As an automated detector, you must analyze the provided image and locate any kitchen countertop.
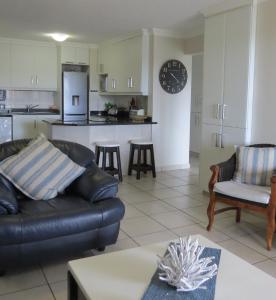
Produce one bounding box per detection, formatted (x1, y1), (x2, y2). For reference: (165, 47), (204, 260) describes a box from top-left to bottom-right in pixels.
(43, 117), (157, 126)
(11, 108), (60, 115)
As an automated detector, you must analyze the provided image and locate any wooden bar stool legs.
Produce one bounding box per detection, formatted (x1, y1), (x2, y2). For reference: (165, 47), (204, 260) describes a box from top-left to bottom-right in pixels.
(128, 142), (156, 180)
(95, 144), (123, 182)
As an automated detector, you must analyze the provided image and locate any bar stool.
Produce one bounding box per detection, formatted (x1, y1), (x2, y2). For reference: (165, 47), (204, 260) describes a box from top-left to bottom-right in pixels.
(95, 142), (123, 182)
(128, 140), (156, 180)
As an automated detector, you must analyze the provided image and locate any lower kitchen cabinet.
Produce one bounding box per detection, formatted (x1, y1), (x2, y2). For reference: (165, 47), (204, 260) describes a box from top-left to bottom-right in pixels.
(13, 115), (61, 140)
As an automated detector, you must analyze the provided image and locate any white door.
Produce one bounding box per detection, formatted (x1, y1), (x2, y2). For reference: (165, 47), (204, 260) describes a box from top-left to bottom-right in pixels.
(35, 46), (57, 90)
(11, 43), (35, 89)
(200, 124), (235, 191)
(202, 14), (225, 126)
(222, 6), (252, 129)
(61, 46), (76, 64)
(13, 115), (37, 139)
(124, 36), (142, 93)
(0, 41), (10, 88)
(76, 47), (89, 65)
(222, 126), (247, 148)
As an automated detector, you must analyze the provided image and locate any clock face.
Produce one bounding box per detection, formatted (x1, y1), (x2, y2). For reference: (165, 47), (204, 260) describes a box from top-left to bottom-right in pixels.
(159, 60), (188, 94)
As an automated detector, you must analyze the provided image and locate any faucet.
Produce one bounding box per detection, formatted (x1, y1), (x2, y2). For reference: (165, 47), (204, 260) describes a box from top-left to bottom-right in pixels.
(25, 104), (39, 112)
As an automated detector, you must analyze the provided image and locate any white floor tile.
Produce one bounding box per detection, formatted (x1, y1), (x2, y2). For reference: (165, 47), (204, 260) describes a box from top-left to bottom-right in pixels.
(119, 191), (158, 204)
(255, 259), (276, 278)
(42, 260), (68, 284)
(50, 280), (67, 300)
(133, 230), (178, 246)
(0, 266), (46, 296)
(133, 200), (176, 215)
(172, 184), (201, 195)
(219, 239), (267, 264)
(124, 204), (146, 219)
(163, 196), (204, 209)
(0, 285), (54, 300)
(121, 216), (166, 237)
(171, 224), (230, 243)
(148, 188), (183, 200)
(151, 211), (196, 229)
(102, 237), (138, 253)
(184, 206), (234, 223)
(132, 181), (167, 191)
(156, 178), (186, 187)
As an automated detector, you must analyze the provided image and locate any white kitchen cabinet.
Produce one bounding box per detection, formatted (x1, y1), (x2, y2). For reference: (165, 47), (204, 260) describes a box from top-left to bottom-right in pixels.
(11, 43), (35, 89)
(0, 40), (11, 88)
(98, 31), (149, 95)
(35, 46), (57, 90)
(61, 46), (89, 65)
(222, 6), (252, 129)
(202, 14), (225, 126)
(13, 115), (61, 139)
(10, 42), (57, 91)
(199, 2), (257, 191)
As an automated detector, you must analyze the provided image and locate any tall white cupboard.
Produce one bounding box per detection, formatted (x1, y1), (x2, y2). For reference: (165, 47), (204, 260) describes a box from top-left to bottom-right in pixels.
(199, 1), (257, 191)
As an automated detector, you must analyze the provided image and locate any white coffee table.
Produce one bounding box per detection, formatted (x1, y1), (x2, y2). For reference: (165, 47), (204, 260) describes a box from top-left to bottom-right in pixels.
(68, 235), (276, 300)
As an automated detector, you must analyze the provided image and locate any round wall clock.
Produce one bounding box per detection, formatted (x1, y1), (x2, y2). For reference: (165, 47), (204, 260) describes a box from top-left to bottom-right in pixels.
(159, 59), (188, 94)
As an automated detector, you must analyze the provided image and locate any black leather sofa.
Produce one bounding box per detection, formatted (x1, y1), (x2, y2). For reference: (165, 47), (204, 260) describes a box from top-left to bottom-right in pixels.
(0, 139), (125, 273)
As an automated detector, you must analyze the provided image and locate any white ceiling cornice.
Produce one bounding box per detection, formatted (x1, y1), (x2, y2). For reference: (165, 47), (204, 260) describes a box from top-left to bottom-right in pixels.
(201, 0), (255, 17)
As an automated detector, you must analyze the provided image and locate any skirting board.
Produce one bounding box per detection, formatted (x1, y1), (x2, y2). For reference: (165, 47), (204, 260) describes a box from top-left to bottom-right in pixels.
(156, 163), (190, 172)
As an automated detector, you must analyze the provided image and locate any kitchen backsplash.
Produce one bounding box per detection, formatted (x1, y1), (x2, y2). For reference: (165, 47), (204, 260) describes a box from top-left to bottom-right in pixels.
(89, 92), (148, 113)
(5, 90), (57, 108)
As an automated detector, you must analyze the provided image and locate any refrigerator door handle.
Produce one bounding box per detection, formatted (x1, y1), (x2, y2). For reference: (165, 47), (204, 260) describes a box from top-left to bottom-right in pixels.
(216, 104), (221, 120)
(222, 104), (228, 120)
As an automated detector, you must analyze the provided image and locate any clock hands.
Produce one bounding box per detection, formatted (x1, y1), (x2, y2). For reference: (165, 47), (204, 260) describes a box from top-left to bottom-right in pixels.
(169, 72), (179, 83)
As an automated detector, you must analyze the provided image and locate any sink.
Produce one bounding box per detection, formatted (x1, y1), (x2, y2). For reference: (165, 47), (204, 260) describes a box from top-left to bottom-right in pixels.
(11, 109), (59, 115)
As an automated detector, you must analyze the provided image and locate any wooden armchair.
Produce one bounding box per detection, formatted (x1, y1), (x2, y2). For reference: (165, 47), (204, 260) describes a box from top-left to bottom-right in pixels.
(207, 144), (276, 250)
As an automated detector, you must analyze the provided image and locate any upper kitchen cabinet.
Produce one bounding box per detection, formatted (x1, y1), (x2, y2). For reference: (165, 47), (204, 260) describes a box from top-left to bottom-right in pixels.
(60, 45), (89, 65)
(10, 41), (57, 91)
(98, 31), (149, 95)
(0, 40), (11, 88)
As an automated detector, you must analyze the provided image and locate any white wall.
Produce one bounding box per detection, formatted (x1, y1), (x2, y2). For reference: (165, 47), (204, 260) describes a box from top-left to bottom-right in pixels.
(150, 35), (192, 170)
(251, 0), (276, 144)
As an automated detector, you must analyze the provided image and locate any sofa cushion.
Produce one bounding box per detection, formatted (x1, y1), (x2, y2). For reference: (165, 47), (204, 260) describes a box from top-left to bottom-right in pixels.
(214, 181), (271, 205)
(0, 134), (85, 200)
(233, 146), (276, 186)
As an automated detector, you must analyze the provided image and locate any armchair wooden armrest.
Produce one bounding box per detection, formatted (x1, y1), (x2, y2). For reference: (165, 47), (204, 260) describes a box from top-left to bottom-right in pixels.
(270, 175), (276, 206)
(209, 165), (219, 192)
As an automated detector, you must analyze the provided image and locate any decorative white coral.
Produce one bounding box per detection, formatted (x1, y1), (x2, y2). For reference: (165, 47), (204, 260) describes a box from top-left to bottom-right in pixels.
(158, 236), (218, 292)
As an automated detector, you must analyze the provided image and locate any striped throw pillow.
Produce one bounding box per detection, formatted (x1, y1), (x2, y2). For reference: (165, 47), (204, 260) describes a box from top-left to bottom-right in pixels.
(233, 146), (276, 186)
(0, 134), (85, 200)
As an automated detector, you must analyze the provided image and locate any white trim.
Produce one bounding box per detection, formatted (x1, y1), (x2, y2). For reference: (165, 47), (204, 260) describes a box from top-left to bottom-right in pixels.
(245, 0), (257, 144)
(201, 0), (253, 17)
(156, 163), (191, 172)
(99, 29), (149, 46)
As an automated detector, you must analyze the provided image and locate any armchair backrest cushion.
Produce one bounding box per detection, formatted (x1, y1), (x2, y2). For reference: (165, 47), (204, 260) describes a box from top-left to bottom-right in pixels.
(0, 134), (86, 200)
(234, 145), (276, 186)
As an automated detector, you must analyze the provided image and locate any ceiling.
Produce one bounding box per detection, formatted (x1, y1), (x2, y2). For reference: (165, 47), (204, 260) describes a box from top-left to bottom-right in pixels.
(0, 0), (227, 43)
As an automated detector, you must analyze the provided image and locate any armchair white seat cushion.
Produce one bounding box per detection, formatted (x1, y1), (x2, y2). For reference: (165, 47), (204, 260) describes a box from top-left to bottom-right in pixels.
(214, 181), (271, 205)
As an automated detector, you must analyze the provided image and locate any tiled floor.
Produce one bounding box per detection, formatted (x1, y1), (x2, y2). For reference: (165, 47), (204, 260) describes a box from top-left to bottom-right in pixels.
(1, 155), (276, 299)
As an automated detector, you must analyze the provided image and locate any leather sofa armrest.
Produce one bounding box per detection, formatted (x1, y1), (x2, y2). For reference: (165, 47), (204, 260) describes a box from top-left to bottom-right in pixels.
(69, 163), (118, 203)
(0, 183), (18, 214)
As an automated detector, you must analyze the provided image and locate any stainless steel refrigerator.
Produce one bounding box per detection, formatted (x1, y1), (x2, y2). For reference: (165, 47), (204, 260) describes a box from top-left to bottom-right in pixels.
(62, 71), (88, 121)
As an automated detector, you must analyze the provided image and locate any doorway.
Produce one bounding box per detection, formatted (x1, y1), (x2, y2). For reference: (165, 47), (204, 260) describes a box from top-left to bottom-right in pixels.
(189, 54), (203, 172)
